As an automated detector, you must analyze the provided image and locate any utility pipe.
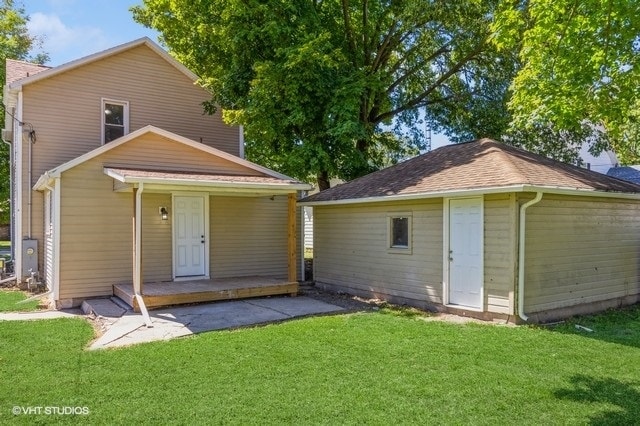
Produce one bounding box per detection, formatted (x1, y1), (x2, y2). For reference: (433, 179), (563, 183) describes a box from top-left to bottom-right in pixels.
(518, 192), (543, 322)
(1, 130), (14, 261)
(27, 129), (32, 238)
(134, 183), (152, 327)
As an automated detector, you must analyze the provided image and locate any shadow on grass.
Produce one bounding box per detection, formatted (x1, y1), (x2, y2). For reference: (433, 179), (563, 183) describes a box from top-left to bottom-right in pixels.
(543, 304), (640, 349)
(554, 375), (640, 425)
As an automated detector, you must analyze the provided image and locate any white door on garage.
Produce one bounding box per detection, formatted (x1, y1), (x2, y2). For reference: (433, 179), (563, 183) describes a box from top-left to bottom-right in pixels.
(448, 198), (483, 309)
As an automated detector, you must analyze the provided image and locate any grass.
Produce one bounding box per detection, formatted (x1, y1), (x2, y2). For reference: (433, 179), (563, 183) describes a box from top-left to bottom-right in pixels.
(0, 289), (40, 312)
(0, 305), (639, 424)
(0, 240), (10, 248)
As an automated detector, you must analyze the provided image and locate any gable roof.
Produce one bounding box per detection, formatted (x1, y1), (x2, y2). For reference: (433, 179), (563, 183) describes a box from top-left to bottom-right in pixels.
(7, 37), (197, 91)
(34, 125), (311, 190)
(301, 139), (640, 205)
(5, 59), (50, 84)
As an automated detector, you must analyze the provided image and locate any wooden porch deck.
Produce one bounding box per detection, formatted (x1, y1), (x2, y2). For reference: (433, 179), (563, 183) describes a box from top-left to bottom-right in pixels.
(113, 276), (298, 311)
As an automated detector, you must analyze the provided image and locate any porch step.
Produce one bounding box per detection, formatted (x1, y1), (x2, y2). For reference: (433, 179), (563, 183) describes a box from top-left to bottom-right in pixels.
(113, 277), (299, 312)
(81, 298), (128, 318)
(110, 296), (133, 311)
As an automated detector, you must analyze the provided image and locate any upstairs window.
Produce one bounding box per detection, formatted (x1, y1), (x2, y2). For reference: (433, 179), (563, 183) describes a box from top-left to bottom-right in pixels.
(102, 99), (129, 144)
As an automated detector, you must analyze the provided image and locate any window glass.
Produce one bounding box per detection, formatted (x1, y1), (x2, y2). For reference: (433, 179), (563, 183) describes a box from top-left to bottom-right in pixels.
(391, 217), (409, 248)
(103, 101), (128, 143)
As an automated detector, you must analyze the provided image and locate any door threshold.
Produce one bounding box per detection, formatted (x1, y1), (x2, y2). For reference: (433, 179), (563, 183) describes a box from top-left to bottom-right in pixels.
(174, 275), (210, 282)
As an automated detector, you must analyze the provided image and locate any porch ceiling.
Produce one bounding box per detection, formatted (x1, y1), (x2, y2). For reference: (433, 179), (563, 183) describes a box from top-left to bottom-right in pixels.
(105, 167), (312, 195)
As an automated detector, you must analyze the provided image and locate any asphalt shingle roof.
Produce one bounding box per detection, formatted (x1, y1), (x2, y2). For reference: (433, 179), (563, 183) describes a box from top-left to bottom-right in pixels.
(5, 59), (50, 84)
(302, 139), (640, 203)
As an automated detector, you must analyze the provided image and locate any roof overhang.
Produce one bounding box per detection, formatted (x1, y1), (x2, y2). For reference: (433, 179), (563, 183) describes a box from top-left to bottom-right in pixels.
(299, 184), (640, 206)
(104, 168), (312, 195)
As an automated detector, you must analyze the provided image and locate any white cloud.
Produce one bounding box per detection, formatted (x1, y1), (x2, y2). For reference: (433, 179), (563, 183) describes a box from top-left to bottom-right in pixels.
(27, 12), (109, 65)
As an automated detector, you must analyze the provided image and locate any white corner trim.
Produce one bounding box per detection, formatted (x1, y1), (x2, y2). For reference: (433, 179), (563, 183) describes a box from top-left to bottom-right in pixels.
(14, 92), (23, 281)
(238, 126), (245, 159)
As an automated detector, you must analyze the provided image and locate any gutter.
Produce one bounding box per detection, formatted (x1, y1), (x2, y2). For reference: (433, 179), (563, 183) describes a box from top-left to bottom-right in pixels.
(299, 184), (640, 206)
(518, 192), (543, 322)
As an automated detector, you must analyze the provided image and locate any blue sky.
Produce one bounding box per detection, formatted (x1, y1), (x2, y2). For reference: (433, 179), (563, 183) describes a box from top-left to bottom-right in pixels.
(24, 0), (159, 66)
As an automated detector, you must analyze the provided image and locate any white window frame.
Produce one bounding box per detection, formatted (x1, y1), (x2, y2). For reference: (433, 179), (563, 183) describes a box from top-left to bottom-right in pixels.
(387, 212), (412, 254)
(101, 98), (129, 144)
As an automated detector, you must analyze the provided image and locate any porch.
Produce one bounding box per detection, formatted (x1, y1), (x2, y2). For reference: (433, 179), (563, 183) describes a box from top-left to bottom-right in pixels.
(113, 276), (298, 311)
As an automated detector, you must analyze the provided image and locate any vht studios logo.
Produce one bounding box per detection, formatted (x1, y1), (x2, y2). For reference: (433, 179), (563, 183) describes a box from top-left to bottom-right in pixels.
(12, 406), (90, 416)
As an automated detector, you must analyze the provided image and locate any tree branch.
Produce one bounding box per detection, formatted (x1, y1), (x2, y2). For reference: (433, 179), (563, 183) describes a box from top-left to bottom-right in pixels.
(341, 0), (358, 66)
(373, 40), (487, 123)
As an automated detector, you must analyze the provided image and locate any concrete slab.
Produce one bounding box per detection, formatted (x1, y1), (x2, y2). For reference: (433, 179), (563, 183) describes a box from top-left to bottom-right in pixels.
(246, 296), (344, 317)
(82, 298), (126, 318)
(89, 296), (345, 349)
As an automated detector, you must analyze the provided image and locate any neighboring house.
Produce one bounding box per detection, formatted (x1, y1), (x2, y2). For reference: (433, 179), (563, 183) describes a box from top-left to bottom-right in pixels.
(4, 38), (311, 309)
(606, 166), (640, 185)
(300, 139), (640, 323)
(578, 143), (618, 173)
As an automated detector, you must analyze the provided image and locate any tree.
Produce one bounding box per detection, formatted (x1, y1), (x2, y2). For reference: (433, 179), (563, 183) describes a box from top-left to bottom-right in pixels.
(493, 0), (640, 163)
(0, 0), (48, 225)
(133, 0), (507, 189)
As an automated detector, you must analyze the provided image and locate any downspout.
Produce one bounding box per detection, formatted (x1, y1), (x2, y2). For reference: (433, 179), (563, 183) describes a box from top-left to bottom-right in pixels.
(27, 130), (32, 238)
(134, 183), (152, 327)
(518, 192), (543, 322)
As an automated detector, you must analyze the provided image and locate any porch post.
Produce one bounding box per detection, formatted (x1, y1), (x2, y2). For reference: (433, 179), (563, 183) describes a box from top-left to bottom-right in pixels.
(133, 184), (152, 327)
(287, 193), (297, 283)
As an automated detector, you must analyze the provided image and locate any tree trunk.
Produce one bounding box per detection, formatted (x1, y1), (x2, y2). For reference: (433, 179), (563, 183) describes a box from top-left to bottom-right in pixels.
(317, 170), (331, 191)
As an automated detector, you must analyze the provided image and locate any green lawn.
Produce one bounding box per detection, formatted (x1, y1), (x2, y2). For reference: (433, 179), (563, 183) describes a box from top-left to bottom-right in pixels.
(0, 289), (40, 312)
(1, 305), (639, 424)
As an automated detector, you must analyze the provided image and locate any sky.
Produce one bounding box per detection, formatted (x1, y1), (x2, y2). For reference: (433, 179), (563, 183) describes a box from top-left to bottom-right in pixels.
(24, 0), (159, 67)
(23, 0), (450, 149)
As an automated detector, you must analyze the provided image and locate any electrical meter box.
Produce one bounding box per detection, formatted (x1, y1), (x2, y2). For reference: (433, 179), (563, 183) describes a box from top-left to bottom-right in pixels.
(22, 239), (38, 279)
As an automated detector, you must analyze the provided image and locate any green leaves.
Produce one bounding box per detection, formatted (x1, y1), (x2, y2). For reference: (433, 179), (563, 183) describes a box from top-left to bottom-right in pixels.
(495, 0), (640, 162)
(135, 0), (505, 188)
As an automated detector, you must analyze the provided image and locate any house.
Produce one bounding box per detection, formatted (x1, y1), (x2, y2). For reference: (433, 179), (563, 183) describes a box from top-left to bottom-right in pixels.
(300, 139), (640, 323)
(606, 166), (640, 185)
(3, 38), (312, 313)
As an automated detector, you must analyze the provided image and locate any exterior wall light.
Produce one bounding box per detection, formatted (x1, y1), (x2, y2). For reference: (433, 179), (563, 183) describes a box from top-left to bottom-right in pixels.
(159, 207), (169, 221)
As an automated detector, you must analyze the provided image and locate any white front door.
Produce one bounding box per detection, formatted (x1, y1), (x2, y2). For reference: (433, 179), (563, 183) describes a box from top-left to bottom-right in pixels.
(448, 198), (483, 309)
(174, 195), (206, 277)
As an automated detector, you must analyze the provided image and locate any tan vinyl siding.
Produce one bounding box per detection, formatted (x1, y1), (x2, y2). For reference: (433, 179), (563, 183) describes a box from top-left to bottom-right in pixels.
(57, 137), (263, 299)
(58, 163), (133, 299)
(19, 44), (241, 268)
(523, 194), (640, 313)
(98, 132), (262, 175)
(314, 200), (443, 303)
(142, 193), (172, 282)
(483, 194), (517, 314)
(210, 195), (289, 279)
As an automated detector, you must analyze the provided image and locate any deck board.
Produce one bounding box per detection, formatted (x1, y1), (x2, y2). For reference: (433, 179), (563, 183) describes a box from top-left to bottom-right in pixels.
(113, 276), (298, 311)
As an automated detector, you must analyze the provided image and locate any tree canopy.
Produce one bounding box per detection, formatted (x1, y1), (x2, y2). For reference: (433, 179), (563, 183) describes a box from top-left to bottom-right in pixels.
(0, 0), (47, 224)
(134, 0), (507, 189)
(494, 0), (640, 163)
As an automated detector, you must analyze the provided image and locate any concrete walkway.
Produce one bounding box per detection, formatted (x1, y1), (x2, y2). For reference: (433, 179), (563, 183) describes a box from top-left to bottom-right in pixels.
(1, 296), (345, 349)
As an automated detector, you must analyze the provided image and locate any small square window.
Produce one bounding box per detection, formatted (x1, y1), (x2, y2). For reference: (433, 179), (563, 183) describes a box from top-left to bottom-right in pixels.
(388, 213), (412, 253)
